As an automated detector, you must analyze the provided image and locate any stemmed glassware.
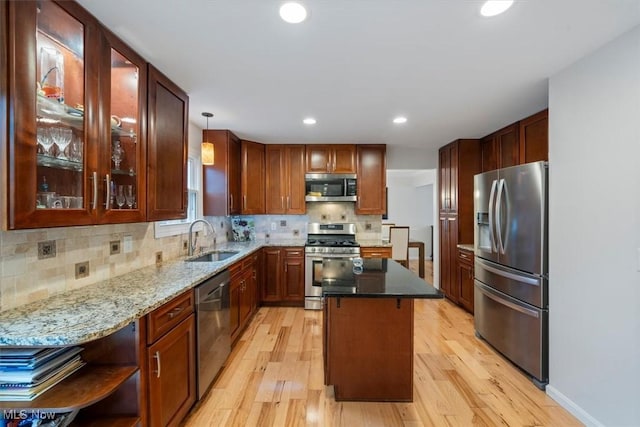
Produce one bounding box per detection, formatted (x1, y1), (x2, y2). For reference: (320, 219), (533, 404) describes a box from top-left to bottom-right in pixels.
(112, 141), (124, 170)
(50, 127), (73, 159)
(125, 185), (135, 209)
(37, 127), (55, 156)
(115, 185), (126, 209)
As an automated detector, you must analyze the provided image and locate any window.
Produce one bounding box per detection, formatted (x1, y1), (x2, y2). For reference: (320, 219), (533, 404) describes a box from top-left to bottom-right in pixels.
(154, 157), (199, 238)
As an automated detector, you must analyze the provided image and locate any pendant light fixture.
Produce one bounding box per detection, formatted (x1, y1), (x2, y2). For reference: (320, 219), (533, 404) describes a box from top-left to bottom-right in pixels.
(201, 112), (214, 165)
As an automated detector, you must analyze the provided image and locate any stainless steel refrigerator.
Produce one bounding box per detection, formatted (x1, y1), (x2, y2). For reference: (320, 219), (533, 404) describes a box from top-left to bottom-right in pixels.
(473, 161), (548, 388)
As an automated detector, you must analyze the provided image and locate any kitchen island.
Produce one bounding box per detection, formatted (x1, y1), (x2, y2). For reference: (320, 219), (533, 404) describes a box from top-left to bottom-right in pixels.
(322, 258), (443, 401)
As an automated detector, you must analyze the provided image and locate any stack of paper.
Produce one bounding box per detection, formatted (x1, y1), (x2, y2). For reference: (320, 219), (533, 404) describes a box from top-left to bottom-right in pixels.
(0, 347), (85, 401)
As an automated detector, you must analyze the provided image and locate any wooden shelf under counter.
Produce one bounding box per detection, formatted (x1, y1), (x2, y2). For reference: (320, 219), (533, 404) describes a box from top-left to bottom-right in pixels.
(0, 365), (138, 412)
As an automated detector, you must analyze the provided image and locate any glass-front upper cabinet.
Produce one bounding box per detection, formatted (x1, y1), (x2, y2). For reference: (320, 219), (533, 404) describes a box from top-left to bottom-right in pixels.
(5, 1), (147, 228)
(7, 1), (98, 228)
(99, 32), (147, 223)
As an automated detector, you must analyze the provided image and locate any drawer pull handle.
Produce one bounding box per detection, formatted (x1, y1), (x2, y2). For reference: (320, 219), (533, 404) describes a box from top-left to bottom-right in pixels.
(460, 254), (468, 258)
(167, 307), (183, 319)
(153, 351), (161, 378)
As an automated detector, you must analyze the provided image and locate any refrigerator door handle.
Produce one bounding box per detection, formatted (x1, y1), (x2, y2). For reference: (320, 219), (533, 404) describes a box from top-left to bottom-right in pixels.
(488, 179), (498, 253)
(476, 258), (540, 286)
(495, 178), (506, 254)
(476, 282), (540, 318)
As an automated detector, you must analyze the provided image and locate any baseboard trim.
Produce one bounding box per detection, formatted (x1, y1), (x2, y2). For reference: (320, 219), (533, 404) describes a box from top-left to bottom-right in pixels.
(546, 385), (604, 427)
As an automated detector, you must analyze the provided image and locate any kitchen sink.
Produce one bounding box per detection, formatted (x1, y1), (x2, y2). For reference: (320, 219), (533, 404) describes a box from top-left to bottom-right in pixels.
(186, 251), (240, 262)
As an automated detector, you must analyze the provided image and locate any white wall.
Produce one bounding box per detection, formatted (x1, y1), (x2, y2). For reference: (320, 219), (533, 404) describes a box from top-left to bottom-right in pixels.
(547, 25), (640, 426)
(386, 170), (436, 259)
(387, 145), (437, 169)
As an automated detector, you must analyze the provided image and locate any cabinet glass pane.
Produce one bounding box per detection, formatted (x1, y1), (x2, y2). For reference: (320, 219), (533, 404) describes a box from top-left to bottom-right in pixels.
(35, 1), (85, 209)
(109, 48), (139, 210)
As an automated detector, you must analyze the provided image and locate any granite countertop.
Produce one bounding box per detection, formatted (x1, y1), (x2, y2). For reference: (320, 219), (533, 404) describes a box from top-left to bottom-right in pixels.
(322, 258), (443, 299)
(457, 243), (474, 252)
(0, 240), (306, 347)
(358, 239), (392, 247)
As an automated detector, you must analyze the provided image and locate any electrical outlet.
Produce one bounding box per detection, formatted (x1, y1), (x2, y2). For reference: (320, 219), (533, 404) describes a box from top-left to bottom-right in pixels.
(341, 213), (347, 220)
(365, 223), (372, 231)
(37, 240), (56, 260)
(280, 220), (287, 227)
(293, 229), (300, 236)
(75, 261), (89, 279)
(182, 240), (188, 251)
(271, 222), (276, 231)
(321, 214), (328, 220)
(110, 240), (121, 255)
(155, 251), (163, 266)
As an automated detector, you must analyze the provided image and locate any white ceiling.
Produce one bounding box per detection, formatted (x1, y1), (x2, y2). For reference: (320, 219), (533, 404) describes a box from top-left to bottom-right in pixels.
(76, 0), (640, 154)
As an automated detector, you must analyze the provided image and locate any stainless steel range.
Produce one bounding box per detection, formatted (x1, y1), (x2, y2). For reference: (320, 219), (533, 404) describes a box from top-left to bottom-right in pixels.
(305, 223), (360, 310)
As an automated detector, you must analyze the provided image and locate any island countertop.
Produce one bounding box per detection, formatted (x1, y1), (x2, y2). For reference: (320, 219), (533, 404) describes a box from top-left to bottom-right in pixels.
(321, 258), (443, 299)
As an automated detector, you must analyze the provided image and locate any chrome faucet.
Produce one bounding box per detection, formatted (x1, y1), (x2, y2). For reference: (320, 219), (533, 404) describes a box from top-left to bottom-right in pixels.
(188, 219), (216, 256)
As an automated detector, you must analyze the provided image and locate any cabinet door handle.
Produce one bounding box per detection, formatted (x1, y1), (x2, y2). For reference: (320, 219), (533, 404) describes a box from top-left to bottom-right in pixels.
(153, 351), (161, 378)
(90, 171), (98, 210)
(281, 196), (284, 210)
(230, 194), (234, 210)
(167, 307), (183, 319)
(460, 253), (468, 259)
(104, 174), (111, 209)
(333, 161), (336, 172)
(287, 196), (290, 209)
(243, 195), (246, 210)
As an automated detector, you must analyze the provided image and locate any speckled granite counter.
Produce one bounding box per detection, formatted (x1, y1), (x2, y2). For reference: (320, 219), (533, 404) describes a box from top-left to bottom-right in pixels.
(357, 239), (392, 247)
(0, 240), (306, 346)
(457, 243), (474, 252)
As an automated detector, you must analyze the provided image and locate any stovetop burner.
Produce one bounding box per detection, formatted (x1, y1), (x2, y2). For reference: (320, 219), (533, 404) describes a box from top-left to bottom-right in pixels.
(306, 238), (359, 247)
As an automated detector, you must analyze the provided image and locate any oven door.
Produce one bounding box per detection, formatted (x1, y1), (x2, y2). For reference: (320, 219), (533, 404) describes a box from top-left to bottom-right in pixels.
(305, 252), (357, 310)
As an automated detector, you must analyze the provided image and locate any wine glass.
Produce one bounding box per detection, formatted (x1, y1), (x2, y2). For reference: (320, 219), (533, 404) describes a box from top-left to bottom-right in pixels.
(37, 127), (55, 157)
(125, 185), (135, 209)
(50, 127), (72, 159)
(115, 185), (126, 209)
(112, 141), (124, 170)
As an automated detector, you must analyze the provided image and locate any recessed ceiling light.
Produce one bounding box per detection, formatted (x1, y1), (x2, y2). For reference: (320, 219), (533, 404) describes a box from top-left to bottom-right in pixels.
(303, 117), (316, 125)
(393, 117), (407, 124)
(480, 0), (514, 17)
(280, 2), (307, 24)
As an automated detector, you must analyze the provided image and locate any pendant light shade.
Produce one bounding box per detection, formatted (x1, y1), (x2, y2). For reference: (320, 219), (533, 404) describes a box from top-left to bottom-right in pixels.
(201, 112), (214, 165)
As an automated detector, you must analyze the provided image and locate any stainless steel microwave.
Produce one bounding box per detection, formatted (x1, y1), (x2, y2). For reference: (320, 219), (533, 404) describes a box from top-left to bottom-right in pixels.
(305, 173), (357, 202)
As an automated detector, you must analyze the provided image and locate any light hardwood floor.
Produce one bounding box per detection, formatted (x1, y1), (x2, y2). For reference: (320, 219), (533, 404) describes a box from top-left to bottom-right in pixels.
(184, 261), (580, 427)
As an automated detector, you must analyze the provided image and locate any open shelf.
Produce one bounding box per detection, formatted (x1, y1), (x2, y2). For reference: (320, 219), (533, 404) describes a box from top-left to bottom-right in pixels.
(0, 365), (137, 412)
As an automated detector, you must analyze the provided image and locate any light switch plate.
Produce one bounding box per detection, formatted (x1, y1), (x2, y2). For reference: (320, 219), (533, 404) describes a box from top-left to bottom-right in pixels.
(123, 235), (133, 253)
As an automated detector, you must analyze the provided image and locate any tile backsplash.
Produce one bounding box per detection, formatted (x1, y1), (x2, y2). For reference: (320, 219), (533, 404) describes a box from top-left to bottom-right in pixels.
(0, 206), (381, 312)
(0, 217), (229, 312)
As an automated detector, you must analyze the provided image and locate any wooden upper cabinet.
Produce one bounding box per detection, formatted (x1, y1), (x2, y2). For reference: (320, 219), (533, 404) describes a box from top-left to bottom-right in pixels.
(241, 140), (265, 214)
(265, 144), (305, 214)
(306, 144), (356, 173)
(202, 130), (241, 216)
(439, 142), (459, 214)
(481, 110), (548, 172)
(519, 109), (548, 164)
(146, 64), (189, 221)
(356, 144), (386, 214)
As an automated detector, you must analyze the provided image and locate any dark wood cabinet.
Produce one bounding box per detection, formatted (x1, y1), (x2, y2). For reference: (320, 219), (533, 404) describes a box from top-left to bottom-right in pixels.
(2, 1), (186, 228)
(305, 144), (356, 173)
(457, 248), (474, 314)
(481, 123), (519, 172)
(519, 109), (548, 164)
(261, 247), (304, 305)
(146, 291), (196, 427)
(241, 140), (265, 214)
(360, 246), (392, 258)
(437, 139), (480, 303)
(202, 130), (241, 216)
(229, 252), (261, 343)
(265, 145), (306, 214)
(481, 109), (548, 172)
(144, 66), (189, 221)
(356, 144), (386, 214)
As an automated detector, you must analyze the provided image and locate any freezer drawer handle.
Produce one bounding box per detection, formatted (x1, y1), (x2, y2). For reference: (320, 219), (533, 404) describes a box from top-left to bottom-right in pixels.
(476, 282), (539, 318)
(477, 258), (539, 286)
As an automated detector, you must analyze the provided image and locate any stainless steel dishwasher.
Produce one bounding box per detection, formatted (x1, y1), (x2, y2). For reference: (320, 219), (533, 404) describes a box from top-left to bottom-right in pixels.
(195, 270), (231, 400)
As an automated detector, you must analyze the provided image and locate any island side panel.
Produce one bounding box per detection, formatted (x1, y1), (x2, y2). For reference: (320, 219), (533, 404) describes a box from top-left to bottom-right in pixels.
(324, 297), (414, 401)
